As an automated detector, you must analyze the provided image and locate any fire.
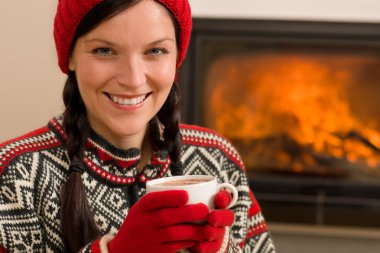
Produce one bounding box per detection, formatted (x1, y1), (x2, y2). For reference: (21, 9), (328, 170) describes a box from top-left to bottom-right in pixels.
(205, 53), (380, 178)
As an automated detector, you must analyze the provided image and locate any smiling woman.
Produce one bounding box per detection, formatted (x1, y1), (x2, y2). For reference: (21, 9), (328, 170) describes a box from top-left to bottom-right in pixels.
(68, 1), (177, 150)
(0, 0), (275, 252)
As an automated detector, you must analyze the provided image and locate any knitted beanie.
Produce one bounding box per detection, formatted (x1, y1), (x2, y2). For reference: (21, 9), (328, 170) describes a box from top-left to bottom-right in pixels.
(54, 0), (192, 74)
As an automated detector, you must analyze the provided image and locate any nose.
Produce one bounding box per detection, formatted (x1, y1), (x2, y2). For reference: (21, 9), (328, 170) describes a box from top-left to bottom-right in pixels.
(116, 55), (146, 88)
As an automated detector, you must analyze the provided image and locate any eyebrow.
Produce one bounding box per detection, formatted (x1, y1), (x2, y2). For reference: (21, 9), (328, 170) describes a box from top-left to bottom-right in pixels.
(84, 38), (117, 46)
(147, 37), (175, 46)
(84, 37), (175, 47)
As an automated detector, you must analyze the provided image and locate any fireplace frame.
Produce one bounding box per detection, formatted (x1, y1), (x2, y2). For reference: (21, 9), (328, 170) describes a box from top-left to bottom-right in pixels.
(179, 18), (380, 228)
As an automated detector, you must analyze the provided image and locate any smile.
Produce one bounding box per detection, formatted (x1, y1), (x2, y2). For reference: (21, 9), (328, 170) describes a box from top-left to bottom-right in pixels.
(107, 93), (150, 106)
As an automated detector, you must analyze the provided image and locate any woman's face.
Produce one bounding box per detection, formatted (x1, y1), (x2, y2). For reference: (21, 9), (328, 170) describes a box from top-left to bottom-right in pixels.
(69, 0), (177, 149)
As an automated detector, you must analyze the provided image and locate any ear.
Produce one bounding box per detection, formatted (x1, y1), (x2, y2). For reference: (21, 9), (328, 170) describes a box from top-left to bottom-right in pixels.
(68, 56), (76, 71)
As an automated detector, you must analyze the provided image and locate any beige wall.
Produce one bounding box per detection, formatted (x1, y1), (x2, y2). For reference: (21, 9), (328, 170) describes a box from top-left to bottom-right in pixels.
(0, 0), (64, 142)
(190, 0), (380, 22)
(1, 0), (380, 142)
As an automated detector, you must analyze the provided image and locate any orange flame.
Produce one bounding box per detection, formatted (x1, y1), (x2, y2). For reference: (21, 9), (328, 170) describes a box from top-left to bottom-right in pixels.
(205, 53), (380, 177)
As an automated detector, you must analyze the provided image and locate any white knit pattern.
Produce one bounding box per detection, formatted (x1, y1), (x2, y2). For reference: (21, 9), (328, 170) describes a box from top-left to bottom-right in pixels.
(0, 118), (276, 252)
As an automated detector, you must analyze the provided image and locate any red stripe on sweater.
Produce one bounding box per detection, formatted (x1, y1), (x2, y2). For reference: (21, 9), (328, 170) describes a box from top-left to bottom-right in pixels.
(248, 190), (262, 217)
(90, 238), (102, 253)
(245, 189), (268, 240)
(0, 127), (61, 176)
(180, 124), (245, 170)
(246, 221), (268, 238)
(239, 223), (267, 248)
(0, 127), (49, 148)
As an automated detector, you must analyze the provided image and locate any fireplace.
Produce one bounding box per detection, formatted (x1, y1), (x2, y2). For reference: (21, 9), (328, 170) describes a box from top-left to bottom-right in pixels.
(179, 18), (380, 227)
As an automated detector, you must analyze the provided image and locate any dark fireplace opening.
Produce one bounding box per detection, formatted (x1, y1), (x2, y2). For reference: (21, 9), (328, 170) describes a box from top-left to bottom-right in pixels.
(179, 18), (380, 228)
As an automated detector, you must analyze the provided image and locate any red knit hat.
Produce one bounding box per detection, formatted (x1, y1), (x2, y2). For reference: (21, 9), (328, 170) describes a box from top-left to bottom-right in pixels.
(54, 0), (192, 74)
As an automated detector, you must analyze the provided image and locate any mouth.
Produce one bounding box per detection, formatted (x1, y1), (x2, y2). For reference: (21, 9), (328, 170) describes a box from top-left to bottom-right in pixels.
(105, 92), (151, 106)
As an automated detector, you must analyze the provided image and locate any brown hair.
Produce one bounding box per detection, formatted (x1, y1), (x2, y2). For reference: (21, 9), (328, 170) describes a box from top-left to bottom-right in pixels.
(60, 0), (182, 251)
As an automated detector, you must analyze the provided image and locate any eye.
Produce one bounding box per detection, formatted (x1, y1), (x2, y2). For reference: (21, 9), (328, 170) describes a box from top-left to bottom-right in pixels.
(93, 47), (113, 56)
(147, 48), (168, 56)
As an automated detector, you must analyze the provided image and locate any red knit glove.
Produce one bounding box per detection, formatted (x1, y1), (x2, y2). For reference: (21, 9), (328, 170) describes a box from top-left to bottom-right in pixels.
(214, 190), (232, 209)
(108, 190), (209, 253)
(191, 190), (235, 253)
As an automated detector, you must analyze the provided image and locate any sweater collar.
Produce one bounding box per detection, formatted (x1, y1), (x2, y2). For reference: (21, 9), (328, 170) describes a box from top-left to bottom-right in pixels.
(49, 116), (171, 186)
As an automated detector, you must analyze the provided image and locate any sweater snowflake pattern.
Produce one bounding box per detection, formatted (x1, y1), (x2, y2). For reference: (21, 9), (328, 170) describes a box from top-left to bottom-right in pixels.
(0, 116), (276, 252)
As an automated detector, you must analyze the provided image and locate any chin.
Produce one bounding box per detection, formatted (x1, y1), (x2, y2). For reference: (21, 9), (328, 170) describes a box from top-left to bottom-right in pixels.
(111, 126), (146, 138)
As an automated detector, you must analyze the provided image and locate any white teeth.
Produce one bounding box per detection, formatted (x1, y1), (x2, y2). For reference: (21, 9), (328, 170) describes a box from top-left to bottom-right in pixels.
(109, 94), (146, 106)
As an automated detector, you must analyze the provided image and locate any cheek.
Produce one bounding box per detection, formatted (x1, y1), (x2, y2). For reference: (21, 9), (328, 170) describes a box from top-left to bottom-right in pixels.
(76, 60), (113, 92)
(149, 60), (177, 89)
(76, 71), (98, 103)
(75, 64), (108, 112)
(78, 58), (101, 79)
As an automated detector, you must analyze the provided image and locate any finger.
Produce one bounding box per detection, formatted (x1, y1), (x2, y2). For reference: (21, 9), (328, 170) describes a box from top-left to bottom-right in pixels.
(203, 225), (226, 241)
(214, 190), (232, 209)
(190, 241), (223, 253)
(208, 209), (234, 227)
(161, 240), (197, 253)
(158, 224), (206, 242)
(154, 203), (209, 227)
(137, 190), (188, 212)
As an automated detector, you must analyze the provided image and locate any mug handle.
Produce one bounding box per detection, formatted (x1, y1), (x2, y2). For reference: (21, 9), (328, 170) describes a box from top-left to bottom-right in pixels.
(216, 183), (238, 209)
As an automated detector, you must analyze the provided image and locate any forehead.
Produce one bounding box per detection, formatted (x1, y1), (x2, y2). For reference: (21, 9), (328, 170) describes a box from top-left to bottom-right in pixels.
(86, 0), (175, 39)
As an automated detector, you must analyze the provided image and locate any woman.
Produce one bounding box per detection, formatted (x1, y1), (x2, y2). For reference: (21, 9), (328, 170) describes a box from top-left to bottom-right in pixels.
(0, 0), (276, 252)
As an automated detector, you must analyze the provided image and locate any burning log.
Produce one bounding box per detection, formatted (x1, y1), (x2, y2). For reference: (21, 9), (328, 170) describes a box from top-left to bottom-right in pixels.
(232, 134), (349, 178)
(336, 130), (380, 154)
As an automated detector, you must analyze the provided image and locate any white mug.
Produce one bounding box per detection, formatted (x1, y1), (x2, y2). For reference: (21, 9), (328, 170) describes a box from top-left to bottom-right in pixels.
(146, 175), (238, 209)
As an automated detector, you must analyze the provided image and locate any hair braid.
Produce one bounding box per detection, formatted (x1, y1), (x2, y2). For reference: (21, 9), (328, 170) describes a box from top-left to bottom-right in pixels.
(62, 72), (89, 159)
(157, 82), (183, 175)
(60, 73), (100, 252)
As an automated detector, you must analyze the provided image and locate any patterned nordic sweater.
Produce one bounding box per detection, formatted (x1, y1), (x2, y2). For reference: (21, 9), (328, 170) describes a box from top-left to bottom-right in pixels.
(0, 116), (276, 253)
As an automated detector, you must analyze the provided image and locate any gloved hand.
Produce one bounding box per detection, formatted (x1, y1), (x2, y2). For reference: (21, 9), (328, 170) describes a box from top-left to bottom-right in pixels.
(191, 190), (235, 253)
(108, 190), (209, 253)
